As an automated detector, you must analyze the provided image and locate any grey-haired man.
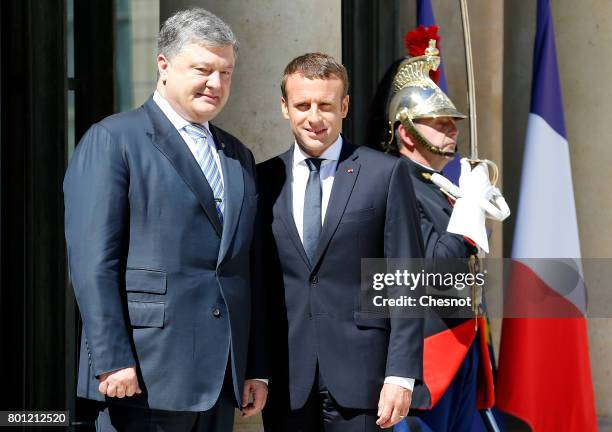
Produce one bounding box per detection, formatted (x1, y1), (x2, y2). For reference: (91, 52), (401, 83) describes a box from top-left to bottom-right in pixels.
(64, 8), (267, 431)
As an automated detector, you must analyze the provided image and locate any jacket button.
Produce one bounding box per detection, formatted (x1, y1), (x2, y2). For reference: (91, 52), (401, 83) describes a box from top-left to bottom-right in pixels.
(212, 307), (221, 318)
(310, 275), (319, 284)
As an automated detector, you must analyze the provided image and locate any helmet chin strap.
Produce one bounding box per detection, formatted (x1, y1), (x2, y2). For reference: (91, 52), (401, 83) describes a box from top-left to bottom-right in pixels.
(402, 118), (456, 158)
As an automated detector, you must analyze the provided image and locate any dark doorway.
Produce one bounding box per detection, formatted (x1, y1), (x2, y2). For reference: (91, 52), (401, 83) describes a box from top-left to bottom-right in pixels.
(0, 0), (115, 429)
(341, 0), (413, 148)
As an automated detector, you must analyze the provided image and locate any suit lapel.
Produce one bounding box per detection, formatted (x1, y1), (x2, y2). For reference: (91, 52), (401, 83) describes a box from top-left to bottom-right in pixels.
(210, 125), (244, 266)
(274, 149), (312, 270)
(312, 142), (360, 267)
(143, 98), (223, 237)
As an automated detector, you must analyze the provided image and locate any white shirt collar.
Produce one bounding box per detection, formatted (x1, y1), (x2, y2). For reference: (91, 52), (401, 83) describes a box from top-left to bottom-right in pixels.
(292, 135), (343, 168)
(410, 158), (440, 173)
(153, 90), (211, 134)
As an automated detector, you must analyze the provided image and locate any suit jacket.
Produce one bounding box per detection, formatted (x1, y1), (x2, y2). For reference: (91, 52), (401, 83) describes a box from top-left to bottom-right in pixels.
(63, 96), (266, 412)
(256, 140), (425, 411)
(404, 157), (494, 409)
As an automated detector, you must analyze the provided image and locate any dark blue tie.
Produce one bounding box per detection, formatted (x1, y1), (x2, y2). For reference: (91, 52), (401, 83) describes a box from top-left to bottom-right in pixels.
(303, 158), (324, 264)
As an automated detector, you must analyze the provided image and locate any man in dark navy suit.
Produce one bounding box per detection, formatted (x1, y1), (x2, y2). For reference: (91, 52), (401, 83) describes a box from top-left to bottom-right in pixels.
(258, 53), (425, 431)
(64, 8), (267, 432)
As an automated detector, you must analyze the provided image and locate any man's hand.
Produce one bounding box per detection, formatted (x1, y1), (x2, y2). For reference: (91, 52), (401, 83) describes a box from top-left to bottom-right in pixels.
(241, 379), (268, 417)
(376, 383), (412, 428)
(98, 366), (141, 398)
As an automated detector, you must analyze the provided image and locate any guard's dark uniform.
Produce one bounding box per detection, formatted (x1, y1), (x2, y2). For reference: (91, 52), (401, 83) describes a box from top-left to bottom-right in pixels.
(399, 157), (495, 432)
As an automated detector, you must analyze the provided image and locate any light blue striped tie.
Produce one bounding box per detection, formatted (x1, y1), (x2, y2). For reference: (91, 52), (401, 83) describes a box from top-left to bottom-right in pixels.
(183, 124), (225, 223)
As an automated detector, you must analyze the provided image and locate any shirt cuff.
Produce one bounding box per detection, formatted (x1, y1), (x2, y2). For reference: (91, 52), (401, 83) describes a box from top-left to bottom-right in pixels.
(253, 378), (269, 385)
(384, 376), (415, 392)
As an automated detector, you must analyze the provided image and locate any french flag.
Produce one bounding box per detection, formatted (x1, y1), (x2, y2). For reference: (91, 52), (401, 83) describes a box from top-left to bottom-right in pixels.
(495, 0), (597, 430)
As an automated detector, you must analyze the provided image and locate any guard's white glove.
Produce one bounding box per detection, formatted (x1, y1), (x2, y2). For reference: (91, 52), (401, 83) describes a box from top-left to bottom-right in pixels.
(447, 159), (494, 253)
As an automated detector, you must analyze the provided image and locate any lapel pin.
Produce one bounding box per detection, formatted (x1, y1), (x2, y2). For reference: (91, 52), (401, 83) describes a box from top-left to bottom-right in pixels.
(346, 168), (354, 173)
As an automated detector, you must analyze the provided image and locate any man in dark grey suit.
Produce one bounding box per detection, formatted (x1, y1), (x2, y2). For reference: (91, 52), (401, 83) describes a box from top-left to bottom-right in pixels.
(64, 8), (267, 431)
(258, 53), (425, 431)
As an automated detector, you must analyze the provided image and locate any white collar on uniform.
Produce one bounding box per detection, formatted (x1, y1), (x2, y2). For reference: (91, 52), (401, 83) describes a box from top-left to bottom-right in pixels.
(153, 90), (212, 135)
(410, 158), (440, 173)
(292, 135), (343, 168)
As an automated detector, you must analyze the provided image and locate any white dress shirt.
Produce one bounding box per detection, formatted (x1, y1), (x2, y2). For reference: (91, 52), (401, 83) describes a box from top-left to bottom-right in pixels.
(290, 136), (415, 392)
(152, 91), (224, 188)
(292, 136), (342, 240)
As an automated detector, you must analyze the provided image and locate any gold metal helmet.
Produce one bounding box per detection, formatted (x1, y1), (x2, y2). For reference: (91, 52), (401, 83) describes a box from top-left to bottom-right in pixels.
(387, 39), (466, 156)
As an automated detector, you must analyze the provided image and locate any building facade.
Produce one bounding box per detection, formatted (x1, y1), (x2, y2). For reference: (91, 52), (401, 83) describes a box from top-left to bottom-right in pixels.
(1, 0), (610, 430)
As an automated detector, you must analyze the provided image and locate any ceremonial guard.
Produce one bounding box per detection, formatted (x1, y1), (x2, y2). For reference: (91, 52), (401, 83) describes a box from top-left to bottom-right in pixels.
(385, 26), (509, 431)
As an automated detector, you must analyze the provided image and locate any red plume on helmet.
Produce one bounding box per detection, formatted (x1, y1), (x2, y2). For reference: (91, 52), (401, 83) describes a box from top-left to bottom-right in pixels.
(404, 25), (441, 84)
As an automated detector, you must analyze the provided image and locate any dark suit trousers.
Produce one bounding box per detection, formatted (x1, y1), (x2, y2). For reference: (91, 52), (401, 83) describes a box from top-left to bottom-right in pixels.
(95, 364), (236, 432)
(263, 366), (391, 432)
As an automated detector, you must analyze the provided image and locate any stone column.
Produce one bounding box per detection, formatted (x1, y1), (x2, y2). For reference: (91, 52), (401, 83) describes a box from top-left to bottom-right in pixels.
(130, 0), (160, 107)
(553, 0), (612, 422)
(433, 0), (504, 258)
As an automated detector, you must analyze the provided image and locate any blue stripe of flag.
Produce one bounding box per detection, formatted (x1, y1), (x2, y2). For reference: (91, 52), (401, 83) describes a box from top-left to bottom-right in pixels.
(417, 0), (448, 93)
(531, 0), (567, 139)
